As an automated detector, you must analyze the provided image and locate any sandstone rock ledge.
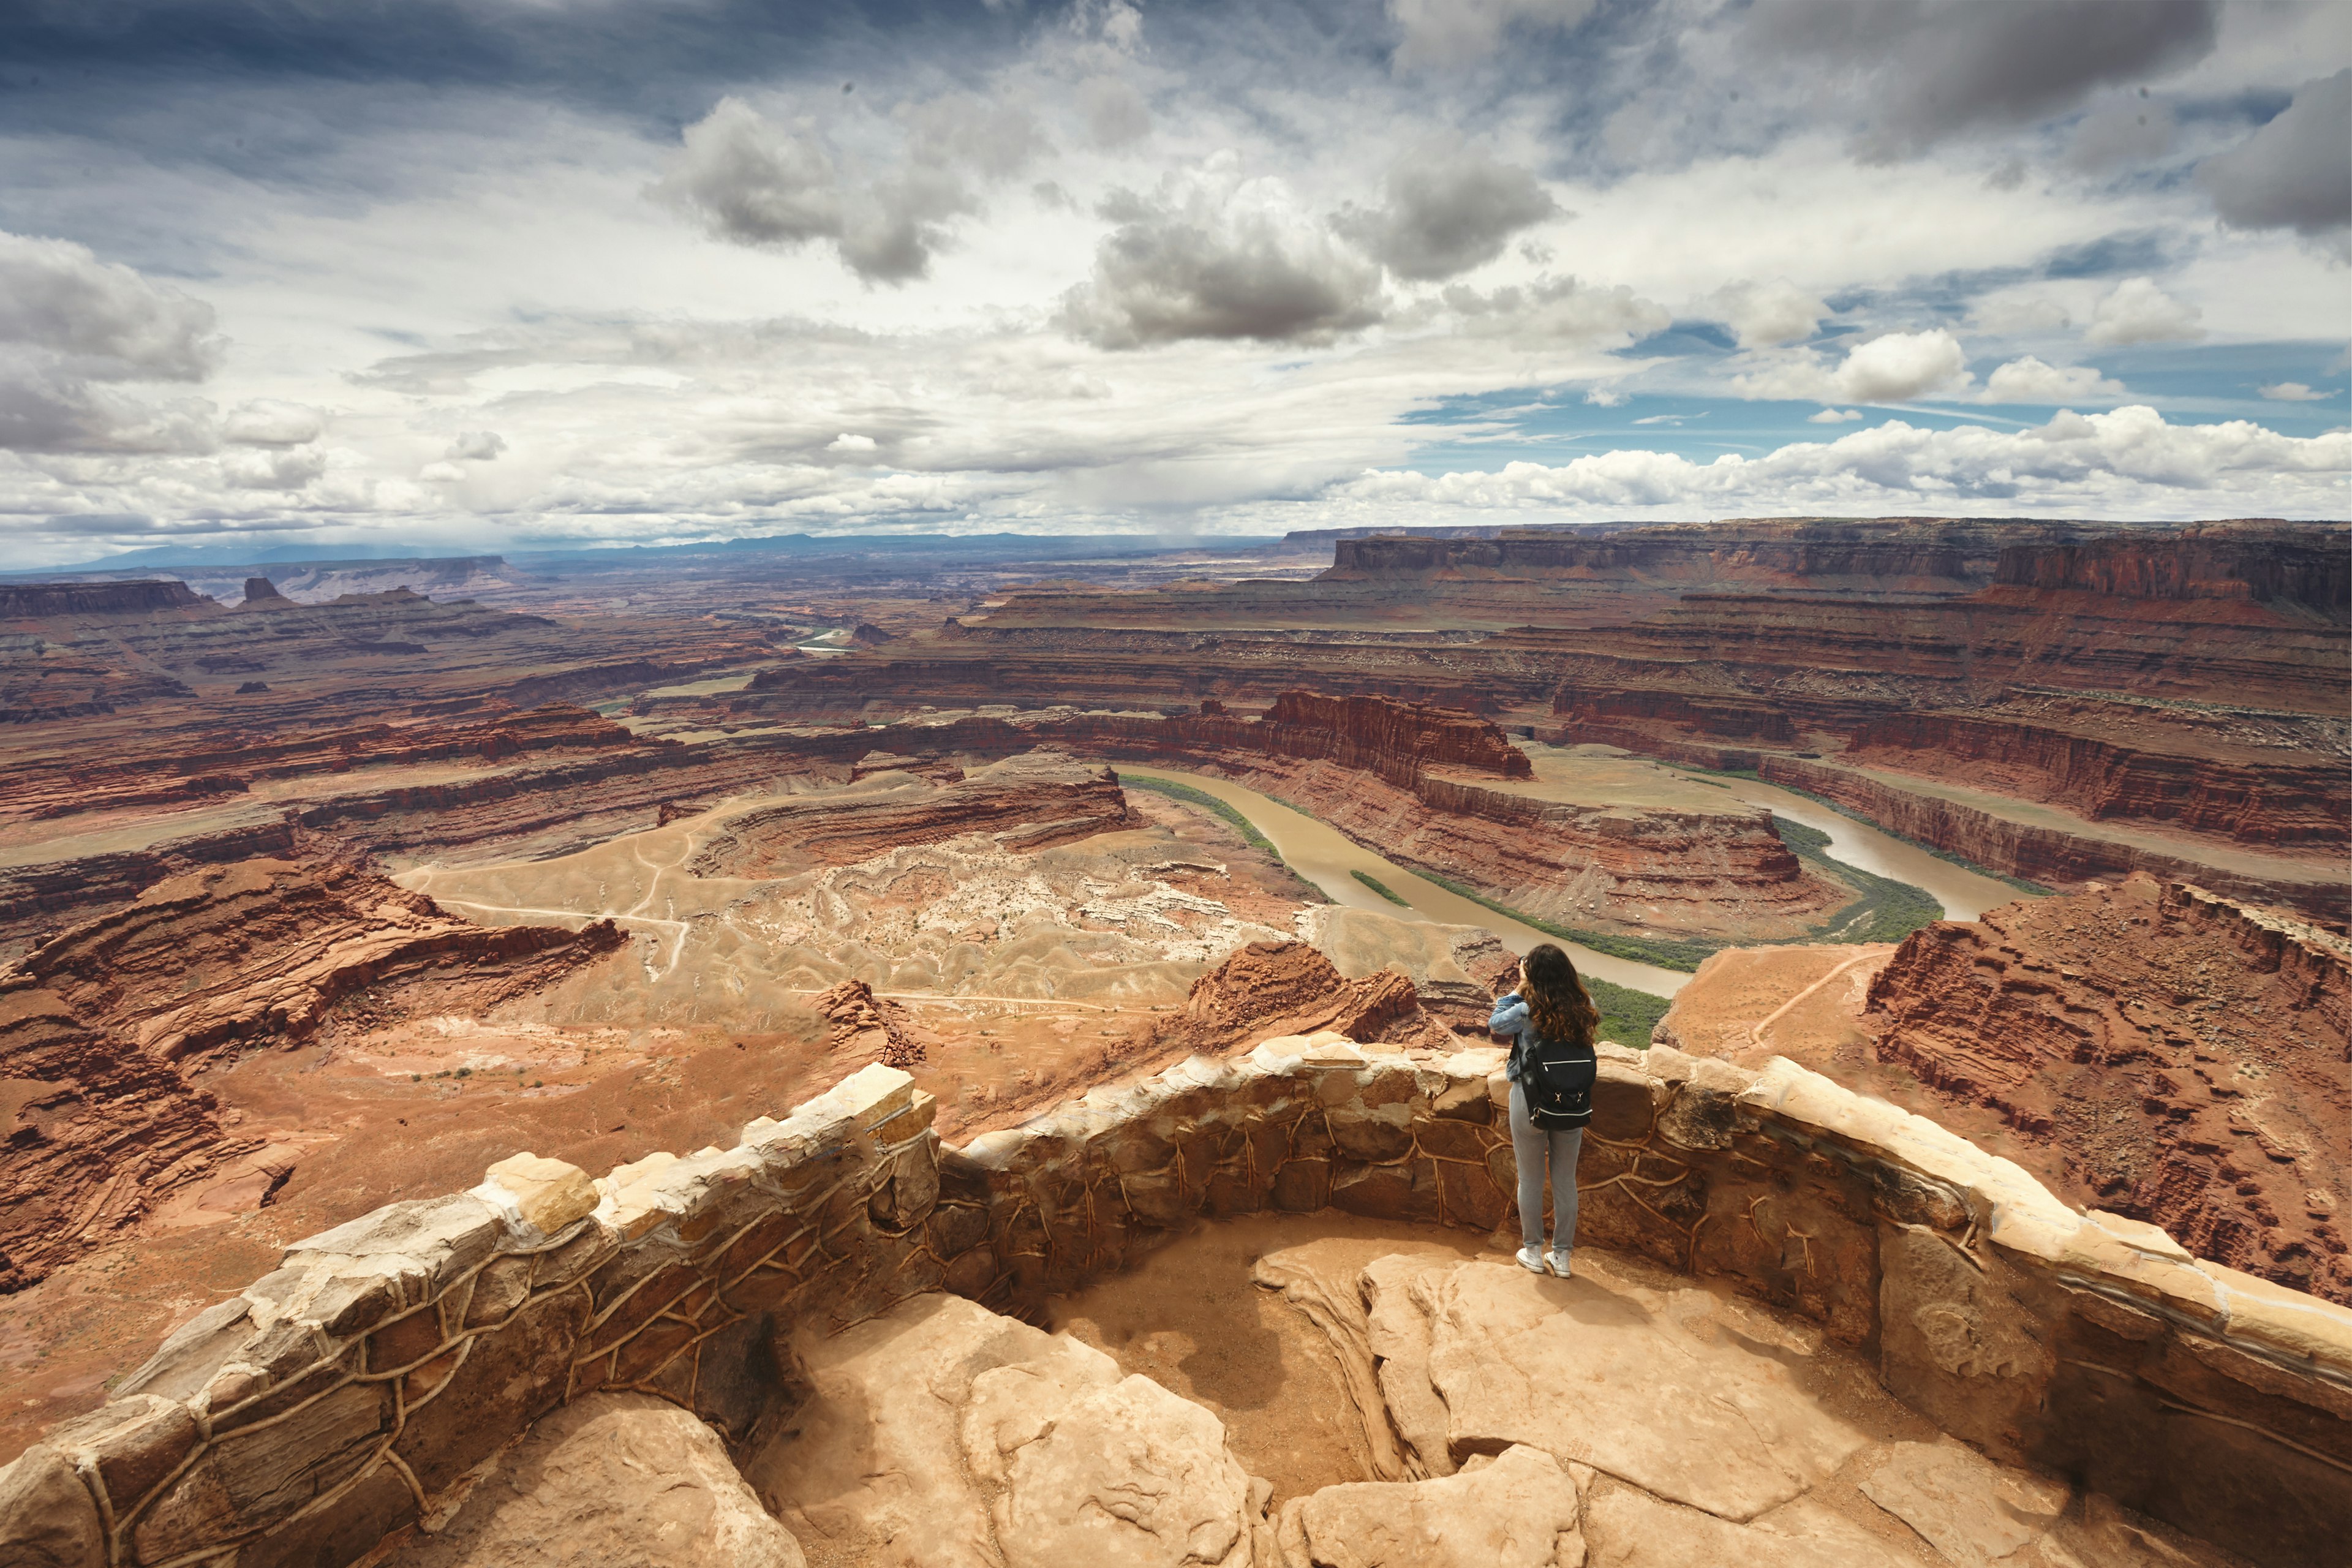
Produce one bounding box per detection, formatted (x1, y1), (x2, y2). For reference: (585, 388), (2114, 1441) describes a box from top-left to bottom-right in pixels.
(4, 1033), (2348, 1567)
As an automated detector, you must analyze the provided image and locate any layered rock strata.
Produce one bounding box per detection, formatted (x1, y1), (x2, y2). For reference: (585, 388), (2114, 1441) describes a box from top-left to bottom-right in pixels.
(1150, 939), (1437, 1057)
(0, 857), (622, 1292)
(0, 701), (640, 824)
(1866, 876), (2351, 1305)
(810, 978), (924, 1069)
(10, 1027), (2346, 1566)
(685, 752), (1135, 876)
(1755, 756), (2348, 922)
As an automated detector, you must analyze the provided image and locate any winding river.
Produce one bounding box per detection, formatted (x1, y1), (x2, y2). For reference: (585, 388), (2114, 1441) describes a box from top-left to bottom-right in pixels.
(1120, 769), (1694, 997)
(1120, 764), (2032, 1002)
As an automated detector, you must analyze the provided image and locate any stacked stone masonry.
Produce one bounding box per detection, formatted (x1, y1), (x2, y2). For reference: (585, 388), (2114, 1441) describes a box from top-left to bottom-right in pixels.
(6, 1041), (2348, 1567)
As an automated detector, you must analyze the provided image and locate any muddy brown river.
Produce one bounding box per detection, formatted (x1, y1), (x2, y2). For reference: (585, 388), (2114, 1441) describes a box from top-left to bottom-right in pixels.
(1121, 765), (2033, 1002)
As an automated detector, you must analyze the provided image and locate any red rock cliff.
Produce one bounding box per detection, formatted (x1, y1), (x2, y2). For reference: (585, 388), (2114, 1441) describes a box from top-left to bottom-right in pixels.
(0, 858), (623, 1292)
(1865, 873), (2351, 1304)
(1992, 522), (2349, 613)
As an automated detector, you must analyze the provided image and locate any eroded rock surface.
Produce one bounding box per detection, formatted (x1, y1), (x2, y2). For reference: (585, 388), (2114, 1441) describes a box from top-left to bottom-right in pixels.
(1276, 1444), (1583, 1568)
(1154, 938), (1441, 1057)
(746, 1289), (1269, 1568)
(382, 1392), (801, 1568)
(0, 856), (620, 1292)
(1363, 1253), (1869, 1520)
(685, 752), (1136, 877)
(1868, 875), (2351, 1303)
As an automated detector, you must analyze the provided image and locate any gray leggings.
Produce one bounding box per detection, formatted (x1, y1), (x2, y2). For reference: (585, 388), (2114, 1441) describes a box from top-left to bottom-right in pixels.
(1509, 1081), (1585, 1253)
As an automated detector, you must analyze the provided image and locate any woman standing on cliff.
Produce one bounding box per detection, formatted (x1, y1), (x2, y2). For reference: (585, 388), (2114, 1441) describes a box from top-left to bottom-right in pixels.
(1490, 944), (1600, 1278)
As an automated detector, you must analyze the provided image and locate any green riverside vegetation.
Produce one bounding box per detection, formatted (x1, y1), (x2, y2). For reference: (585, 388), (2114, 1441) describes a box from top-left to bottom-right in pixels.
(1120, 774), (1282, 859)
(1583, 976), (1672, 1051)
(1350, 869), (1412, 906)
(1770, 817), (1949, 944)
(1416, 871), (1723, 972)
(1668, 764), (2050, 896)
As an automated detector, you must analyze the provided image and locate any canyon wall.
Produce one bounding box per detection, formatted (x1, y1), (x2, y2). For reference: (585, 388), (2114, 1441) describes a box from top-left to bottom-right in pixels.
(0, 696), (1838, 947)
(7, 1038), (2349, 1567)
(685, 752), (1137, 876)
(1838, 712), (2349, 848)
(1991, 524), (2350, 611)
(1866, 875), (2351, 1305)
(0, 703), (641, 823)
(0, 581), (209, 618)
(0, 858), (623, 1293)
(1756, 756), (2349, 922)
(1320, 517), (2069, 591)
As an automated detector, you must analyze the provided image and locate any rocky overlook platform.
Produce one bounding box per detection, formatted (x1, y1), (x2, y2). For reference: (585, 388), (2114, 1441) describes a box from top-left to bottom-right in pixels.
(6, 1027), (2345, 1567)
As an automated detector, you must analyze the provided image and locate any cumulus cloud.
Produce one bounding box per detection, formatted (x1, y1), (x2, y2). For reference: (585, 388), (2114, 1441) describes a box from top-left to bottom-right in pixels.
(2198, 69), (2351, 239)
(0, 230), (221, 381)
(446, 429), (505, 460)
(1980, 356), (2125, 404)
(225, 400), (325, 446)
(1807, 407), (1863, 423)
(2084, 276), (2203, 345)
(1388, 0), (1597, 73)
(1704, 279), (1829, 349)
(827, 431), (878, 451)
(1060, 168), (1386, 349)
(1438, 276), (1668, 346)
(2258, 382), (2327, 402)
(0, 229), (228, 454)
(654, 93), (1040, 284)
(1743, 0), (2220, 159)
(1333, 137), (1558, 281)
(1332, 405), (2348, 515)
(222, 445), (327, 491)
(1735, 328), (1972, 403)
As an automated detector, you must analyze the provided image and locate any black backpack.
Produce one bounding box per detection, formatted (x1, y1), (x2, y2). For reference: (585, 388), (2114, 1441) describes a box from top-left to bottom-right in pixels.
(1521, 1033), (1598, 1129)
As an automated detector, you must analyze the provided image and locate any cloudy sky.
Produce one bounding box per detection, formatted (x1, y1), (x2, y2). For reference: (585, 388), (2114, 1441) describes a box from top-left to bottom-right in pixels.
(1, 0), (2346, 567)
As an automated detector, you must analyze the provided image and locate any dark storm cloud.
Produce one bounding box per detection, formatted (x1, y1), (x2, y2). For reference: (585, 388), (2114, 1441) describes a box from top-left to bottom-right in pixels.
(1332, 137), (1558, 281)
(1059, 186), (1385, 349)
(1742, 0), (2222, 159)
(2198, 70), (2352, 238)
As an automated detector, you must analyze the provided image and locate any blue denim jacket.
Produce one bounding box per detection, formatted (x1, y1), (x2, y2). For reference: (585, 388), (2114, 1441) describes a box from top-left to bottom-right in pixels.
(1489, 992), (1534, 1086)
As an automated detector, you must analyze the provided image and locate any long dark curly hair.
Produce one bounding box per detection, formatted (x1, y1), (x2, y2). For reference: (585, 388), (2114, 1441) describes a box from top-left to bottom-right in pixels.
(1521, 943), (1598, 1049)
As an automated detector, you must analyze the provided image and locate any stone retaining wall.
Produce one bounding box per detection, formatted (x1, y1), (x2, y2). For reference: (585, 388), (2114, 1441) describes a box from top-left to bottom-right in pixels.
(7, 1038), (2348, 1567)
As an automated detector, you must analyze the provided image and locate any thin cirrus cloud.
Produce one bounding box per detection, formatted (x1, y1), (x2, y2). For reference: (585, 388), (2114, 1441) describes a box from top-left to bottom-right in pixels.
(1386, 0), (1597, 74)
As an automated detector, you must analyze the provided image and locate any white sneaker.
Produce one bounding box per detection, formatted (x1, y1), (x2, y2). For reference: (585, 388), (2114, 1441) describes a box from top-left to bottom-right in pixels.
(1548, 1251), (1573, 1278)
(1516, 1246), (1548, 1273)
